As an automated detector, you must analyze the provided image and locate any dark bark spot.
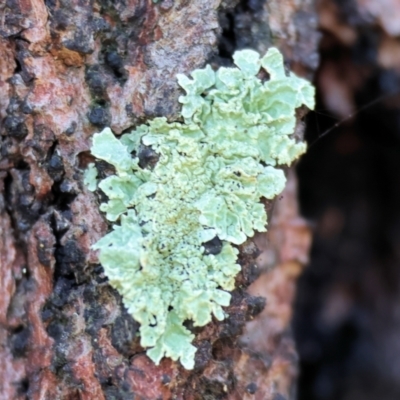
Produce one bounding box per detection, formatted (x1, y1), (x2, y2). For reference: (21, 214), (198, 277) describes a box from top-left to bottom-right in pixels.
(57, 240), (84, 266)
(92, 17), (110, 33)
(4, 166), (43, 233)
(36, 239), (53, 268)
(52, 209), (71, 235)
(138, 145), (159, 169)
(52, 9), (70, 30)
(65, 122), (77, 136)
(241, 263), (261, 285)
(92, 265), (108, 284)
(199, 363), (234, 399)
(47, 153), (64, 182)
(13, 57), (21, 73)
(58, 180), (76, 195)
(55, 240), (85, 277)
(15, 44), (35, 83)
(63, 29), (95, 55)
(51, 179), (77, 213)
(202, 236), (223, 255)
(31, 124), (56, 160)
(9, 326), (30, 357)
(49, 276), (76, 308)
(16, 378), (29, 396)
(51, 345), (69, 372)
(219, 316), (243, 338)
(105, 50), (126, 81)
(44, 0), (57, 9)
(194, 340), (212, 371)
(21, 101), (33, 114)
(246, 295), (266, 318)
(247, 0), (265, 12)
(88, 105), (111, 127)
(103, 385), (135, 400)
(6, 96), (21, 113)
(246, 382), (258, 394)
(47, 320), (65, 342)
(83, 285), (110, 335)
(86, 65), (108, 99)
(111, 308), (140, 357)
(216, 0), (269, 62)
(95, 160), (116, 179)
(3, 115), (28, 139)
(125, 103), (134, 118)
(41, 308), (53, 322)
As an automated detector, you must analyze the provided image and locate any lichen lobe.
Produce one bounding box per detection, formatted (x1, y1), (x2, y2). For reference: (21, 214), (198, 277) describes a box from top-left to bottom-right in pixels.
(88, 48), (315, 369)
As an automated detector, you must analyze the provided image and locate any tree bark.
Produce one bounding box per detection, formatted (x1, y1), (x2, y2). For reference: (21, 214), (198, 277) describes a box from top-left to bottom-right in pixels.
(0, 1), (319, 398)
(296, 1), (400, 399)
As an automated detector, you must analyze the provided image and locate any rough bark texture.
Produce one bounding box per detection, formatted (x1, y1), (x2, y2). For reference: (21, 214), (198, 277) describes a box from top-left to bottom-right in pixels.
(0, 1), (319, 398)
(296, 1), (400, 399)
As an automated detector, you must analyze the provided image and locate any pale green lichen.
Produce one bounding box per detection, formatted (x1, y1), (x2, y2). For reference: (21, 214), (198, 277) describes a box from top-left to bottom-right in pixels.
(83, 163), (98, 192)
(87, 48), (315, 369)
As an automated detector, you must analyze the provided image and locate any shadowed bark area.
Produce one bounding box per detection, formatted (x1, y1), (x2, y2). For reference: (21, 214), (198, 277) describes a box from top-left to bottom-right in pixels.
(295, 1), (400, 400)
(0, 1), (318, 398)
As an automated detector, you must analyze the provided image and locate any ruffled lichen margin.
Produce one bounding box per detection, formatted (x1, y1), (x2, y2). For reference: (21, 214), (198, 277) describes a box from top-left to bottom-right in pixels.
(84, 48), (315, 369)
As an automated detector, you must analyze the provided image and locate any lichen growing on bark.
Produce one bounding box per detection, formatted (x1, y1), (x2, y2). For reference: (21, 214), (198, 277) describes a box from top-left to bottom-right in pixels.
(87, 48), (315, 369)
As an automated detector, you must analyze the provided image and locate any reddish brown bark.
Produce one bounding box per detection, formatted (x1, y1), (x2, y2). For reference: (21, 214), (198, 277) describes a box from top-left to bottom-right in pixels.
(0, 1), (319, 398)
